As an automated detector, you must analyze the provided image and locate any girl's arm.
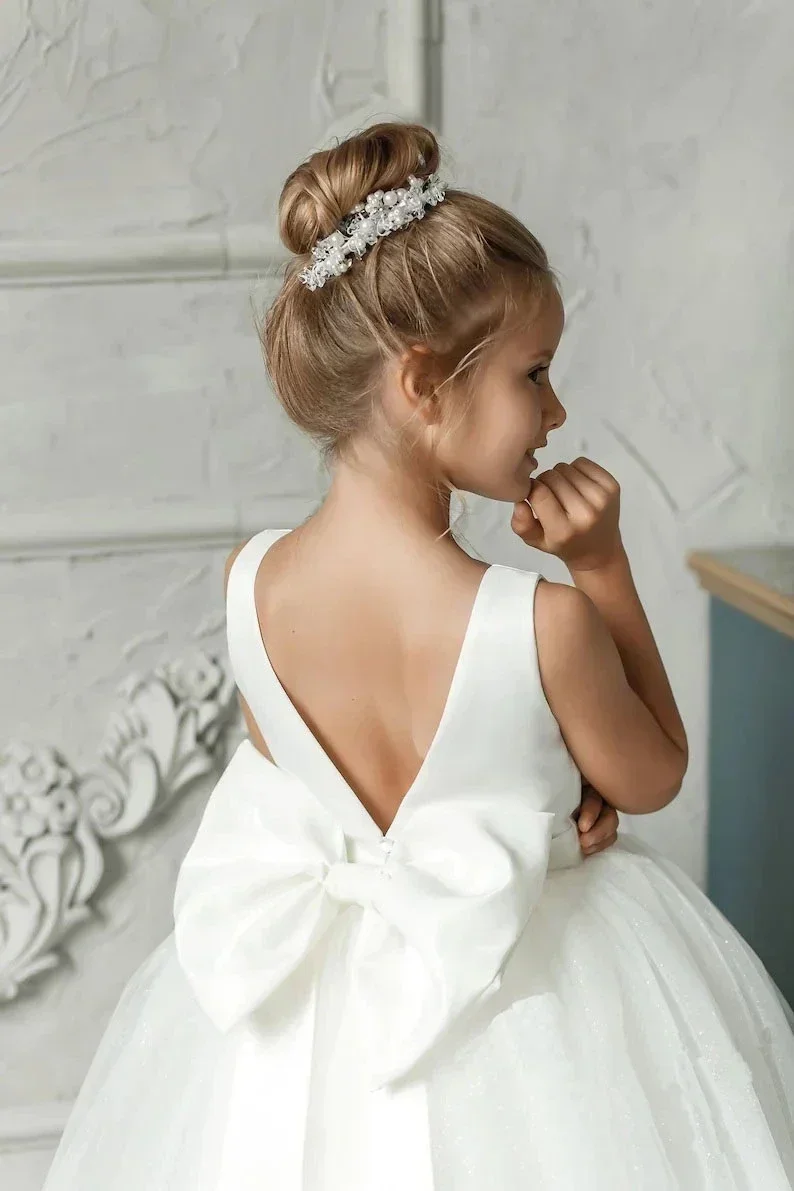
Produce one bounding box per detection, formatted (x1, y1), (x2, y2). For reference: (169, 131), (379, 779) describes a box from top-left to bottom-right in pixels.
(535, 570), (688, 815)
(565, 544), (687, 757)
(512, 458), (688, 816)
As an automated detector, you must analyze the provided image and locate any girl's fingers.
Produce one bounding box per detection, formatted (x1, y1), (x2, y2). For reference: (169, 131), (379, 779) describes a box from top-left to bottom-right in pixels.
(579, 804), (620, 852)
(576, 787), (603, 834)
(537, 468), (593, 519)
(568, 456), (620, 496)
(526, 477), (571, 536)
(552, 462), (610, 508)
(510, 498), (544, 544)
(581, 830), (618, 856)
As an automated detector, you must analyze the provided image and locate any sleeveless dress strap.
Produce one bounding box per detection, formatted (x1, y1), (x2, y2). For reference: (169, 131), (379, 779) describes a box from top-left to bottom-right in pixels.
(225, 527), (291, 748)
(436, 566), (548, 784)
(224, 527), (382, 838)
(441, 565), (582, 851)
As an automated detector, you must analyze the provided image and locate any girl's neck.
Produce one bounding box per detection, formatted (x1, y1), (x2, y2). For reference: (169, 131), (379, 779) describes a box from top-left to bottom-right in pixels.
(314, 446), (454, 548)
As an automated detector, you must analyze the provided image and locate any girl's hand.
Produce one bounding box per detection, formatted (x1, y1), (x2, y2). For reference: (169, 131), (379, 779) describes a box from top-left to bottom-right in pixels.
(511, 457), (624, 573)
(573, 782), (619, 857)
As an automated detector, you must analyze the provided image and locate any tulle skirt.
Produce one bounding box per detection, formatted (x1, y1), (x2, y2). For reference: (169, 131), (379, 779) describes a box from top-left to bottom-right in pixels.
(42, 834), (794, 1190)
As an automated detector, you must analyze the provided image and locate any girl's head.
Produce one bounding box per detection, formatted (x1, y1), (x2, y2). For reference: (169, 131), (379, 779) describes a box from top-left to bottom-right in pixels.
(260, 121), (567, 511)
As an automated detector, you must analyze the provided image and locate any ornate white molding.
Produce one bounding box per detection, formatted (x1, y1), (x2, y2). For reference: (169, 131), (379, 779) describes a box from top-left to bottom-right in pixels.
(0, 0), (439, 290)
(0, 651), (241, 1003)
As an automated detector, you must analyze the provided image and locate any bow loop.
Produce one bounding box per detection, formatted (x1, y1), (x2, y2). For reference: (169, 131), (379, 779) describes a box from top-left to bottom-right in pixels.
(174, 739), (577, 1089)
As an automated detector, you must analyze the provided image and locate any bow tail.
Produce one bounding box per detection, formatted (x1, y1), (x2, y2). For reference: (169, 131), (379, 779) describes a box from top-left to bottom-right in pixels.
(355, 810), (557, 1090)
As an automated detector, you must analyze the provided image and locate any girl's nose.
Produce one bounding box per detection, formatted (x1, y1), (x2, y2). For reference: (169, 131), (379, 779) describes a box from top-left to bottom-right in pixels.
(547, 393), (567, 432)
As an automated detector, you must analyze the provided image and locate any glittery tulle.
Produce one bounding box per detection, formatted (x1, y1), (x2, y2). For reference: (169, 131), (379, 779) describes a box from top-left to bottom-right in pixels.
(39, 937), (238, 1190)
(41, 833), (794, 1191)
(426, 833), (794, 1190)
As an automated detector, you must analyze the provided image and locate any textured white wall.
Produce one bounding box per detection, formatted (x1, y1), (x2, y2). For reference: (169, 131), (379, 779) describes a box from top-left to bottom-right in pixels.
(0, 0), (792, 1185)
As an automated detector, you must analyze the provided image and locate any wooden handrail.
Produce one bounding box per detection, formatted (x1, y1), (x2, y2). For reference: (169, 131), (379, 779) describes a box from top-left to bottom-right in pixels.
(687, 547), (794, 641)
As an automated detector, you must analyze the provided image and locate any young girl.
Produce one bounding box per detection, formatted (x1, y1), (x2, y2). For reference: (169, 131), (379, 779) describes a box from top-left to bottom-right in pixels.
(43, 122), (794, 1190)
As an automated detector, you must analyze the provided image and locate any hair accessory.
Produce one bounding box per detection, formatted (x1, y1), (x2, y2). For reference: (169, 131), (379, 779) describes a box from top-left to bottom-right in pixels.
(299, 173), (447, 291)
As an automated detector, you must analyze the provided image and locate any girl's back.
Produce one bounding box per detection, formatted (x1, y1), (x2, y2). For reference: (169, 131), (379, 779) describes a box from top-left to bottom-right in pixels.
(226, 523), (502, 835)
(222, 525), (584, 851)
(228, 514), (691, 836)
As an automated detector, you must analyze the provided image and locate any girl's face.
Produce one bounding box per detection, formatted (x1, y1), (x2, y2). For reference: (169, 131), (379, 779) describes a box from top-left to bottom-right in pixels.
(437, 285), (567, 502)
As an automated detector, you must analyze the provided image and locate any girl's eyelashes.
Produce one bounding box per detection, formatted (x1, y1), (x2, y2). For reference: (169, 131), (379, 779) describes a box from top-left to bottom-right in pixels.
(527, 365), (549, 386)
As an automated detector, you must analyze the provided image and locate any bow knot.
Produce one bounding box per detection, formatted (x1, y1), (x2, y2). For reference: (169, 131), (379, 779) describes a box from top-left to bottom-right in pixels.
(173, 740), (581, 1090)
(324, 855), (393, 902)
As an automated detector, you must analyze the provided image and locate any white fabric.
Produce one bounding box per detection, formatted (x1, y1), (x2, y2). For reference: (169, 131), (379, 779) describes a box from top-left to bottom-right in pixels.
(42, 528), (794, 1190)
(173, 740), (571, 1090)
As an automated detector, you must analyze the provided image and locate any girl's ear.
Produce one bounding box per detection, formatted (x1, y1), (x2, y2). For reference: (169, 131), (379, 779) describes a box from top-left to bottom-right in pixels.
(397, 344), (442, 415)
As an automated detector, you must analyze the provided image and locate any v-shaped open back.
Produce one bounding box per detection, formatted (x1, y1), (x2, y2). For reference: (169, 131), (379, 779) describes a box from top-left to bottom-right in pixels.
(226, 528), (503, 840)
(225, 527), (583, 847)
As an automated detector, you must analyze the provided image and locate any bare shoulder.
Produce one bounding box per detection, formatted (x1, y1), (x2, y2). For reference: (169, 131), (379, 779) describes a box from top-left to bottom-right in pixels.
(532, 574), (630, 731)
(533, 576), (598, 675)
(223, 538), (252, 597)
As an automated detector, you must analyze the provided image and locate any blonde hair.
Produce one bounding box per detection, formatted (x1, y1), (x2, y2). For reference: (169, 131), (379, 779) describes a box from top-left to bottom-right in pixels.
(258, 121), (560, 497)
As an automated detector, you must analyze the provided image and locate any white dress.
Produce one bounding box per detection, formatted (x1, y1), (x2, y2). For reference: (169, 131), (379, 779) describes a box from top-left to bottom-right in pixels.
(42, 528), (794, 1190)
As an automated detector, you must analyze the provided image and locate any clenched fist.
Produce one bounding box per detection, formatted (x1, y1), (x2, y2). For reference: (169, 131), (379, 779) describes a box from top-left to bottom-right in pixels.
(574, 782), (620, 857)
(511, 457), (623, 573)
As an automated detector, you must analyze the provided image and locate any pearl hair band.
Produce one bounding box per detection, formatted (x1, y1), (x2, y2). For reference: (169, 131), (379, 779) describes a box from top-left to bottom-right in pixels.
(299, 173), (447, 291)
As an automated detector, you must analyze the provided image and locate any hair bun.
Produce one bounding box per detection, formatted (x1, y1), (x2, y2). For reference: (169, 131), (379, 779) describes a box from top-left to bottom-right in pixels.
(278, 121), (442, 257)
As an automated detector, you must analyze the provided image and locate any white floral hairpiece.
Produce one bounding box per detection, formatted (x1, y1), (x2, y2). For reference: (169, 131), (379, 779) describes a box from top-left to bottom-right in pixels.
(299, 172), (447, 291)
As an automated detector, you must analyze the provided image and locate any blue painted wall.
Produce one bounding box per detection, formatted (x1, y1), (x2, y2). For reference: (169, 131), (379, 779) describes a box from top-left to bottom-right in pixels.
(707, 598), (794, 1007)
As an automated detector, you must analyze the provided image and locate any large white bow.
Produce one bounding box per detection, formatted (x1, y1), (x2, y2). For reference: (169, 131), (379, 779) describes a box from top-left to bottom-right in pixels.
(173, 739), (580, 1090)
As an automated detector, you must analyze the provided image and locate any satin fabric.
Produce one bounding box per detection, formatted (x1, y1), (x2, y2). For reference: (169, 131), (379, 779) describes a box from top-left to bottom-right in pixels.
(173, 737), (583, 1091)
